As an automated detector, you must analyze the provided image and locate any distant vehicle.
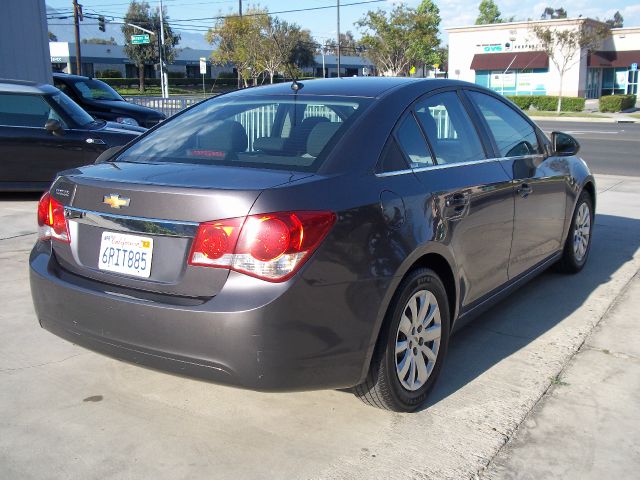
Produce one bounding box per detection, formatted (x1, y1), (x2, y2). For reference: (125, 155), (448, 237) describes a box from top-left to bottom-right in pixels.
(30, 78), (595, 412)
(0, 79), (145, 191)
(53, 73), (166, 128)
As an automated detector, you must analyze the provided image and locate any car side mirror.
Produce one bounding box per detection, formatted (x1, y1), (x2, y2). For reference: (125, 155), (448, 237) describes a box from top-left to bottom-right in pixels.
(45, 119), (65, 136)
(551, 131), (580, 156)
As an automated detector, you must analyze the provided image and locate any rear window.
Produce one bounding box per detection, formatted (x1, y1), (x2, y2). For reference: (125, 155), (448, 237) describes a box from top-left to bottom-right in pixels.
(117, 94), (371, 172)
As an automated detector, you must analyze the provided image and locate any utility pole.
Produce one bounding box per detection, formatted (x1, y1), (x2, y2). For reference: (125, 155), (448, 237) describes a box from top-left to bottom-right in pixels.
(159, 0), (168, 98)
(336, 0), (341, 78)
(72, 0), (82, 75)
(237, 0), (242, 89)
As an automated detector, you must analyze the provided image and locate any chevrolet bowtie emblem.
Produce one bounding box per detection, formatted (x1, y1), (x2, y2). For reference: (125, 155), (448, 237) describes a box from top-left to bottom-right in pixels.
(103, 194), (130, 209)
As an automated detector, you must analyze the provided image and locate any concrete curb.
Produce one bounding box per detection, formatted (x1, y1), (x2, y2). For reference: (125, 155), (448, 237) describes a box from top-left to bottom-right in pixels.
(528, 116), (636, 123)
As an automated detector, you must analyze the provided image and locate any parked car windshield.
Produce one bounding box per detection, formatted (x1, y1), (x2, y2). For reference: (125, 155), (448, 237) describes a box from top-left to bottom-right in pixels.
(73, 79), (124, 101)
(48, 91), (96, 127)
(117, 94), (371, 172)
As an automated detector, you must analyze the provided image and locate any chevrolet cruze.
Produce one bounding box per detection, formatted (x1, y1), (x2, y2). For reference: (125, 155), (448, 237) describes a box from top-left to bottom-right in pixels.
(30, 78), (595, 411)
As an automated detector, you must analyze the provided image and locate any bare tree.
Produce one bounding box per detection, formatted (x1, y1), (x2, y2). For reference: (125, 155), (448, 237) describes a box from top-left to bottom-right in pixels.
(531, 20), (609, 113)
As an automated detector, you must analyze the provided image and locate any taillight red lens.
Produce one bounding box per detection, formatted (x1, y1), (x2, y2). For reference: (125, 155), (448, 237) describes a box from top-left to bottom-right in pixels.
(37, 191), (70, 243)
(188, 211), (336, 282)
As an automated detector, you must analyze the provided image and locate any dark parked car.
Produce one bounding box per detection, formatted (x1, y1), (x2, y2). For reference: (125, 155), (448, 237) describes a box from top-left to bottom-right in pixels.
(0, 79), (145, 191)
(53, 73), (166, 128)
(30, 78), (595, 411)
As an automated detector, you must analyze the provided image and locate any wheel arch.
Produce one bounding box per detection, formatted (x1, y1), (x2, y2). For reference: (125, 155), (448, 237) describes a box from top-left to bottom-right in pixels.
(356, 245), (459, 385)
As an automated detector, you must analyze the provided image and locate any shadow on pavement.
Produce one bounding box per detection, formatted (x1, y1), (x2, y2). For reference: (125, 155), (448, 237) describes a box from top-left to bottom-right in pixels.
(426, 213), (640, 408)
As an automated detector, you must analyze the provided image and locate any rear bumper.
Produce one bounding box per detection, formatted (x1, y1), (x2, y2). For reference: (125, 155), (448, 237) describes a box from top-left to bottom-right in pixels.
(29, 242), (381, 391)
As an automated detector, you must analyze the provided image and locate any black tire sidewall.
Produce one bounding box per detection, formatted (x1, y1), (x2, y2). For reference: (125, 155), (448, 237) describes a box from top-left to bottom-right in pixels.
(382, 269), (450, 411)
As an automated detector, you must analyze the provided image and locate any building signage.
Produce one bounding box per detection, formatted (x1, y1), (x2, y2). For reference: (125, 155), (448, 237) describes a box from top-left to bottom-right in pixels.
(483, 44), (503, 53)
(131, 34), (151, 45)
(632, 63), (638, 71)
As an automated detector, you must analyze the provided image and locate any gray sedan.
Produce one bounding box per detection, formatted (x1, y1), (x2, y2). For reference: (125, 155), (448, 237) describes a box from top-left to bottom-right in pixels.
(30, 78), (594, 411)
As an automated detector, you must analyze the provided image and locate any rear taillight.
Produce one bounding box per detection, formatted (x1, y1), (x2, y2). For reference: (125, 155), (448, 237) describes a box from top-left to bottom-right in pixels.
(189, 211), (336, 282)
(37, 191), (70, 243)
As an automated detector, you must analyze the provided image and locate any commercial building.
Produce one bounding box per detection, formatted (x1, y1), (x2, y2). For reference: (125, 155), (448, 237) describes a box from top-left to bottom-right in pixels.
(447, 18), (640, 98)
(49, 42), (374, 80)
(1, 0), (52, 84)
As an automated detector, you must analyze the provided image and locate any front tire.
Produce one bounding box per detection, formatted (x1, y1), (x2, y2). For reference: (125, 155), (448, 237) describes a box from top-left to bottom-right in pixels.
(354, 268), (450, 412)
(557, 190), (593, 273)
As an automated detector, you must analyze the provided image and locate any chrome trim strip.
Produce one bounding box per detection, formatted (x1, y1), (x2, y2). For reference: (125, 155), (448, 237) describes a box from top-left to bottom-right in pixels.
(375, 154), (544, 178)
(64, 207), (199, 238)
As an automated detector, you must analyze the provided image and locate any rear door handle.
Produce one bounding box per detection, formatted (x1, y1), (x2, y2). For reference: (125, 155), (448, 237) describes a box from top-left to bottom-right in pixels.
(517, 183), (533, 198)
(446, 193), (470, 208)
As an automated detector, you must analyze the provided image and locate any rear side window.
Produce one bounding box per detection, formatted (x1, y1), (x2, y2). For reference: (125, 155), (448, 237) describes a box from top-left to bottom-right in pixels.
(414, 91), (485, 164)
(118, 95), (370, 172)
(468, 91), (541, 158)
(395, 114), (433, 168)
(0, 93), (60, 128)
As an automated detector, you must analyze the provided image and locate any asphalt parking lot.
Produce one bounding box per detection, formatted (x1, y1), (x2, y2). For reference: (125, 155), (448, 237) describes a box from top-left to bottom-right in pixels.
(1, 173), (639, 479)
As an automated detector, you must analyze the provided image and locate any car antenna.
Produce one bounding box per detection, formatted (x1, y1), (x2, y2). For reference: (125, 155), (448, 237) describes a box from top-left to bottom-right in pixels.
(271, 34), (303, 92)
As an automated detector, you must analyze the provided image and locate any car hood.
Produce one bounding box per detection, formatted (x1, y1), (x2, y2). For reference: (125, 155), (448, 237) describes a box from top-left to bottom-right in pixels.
(85, 98), (165, 118)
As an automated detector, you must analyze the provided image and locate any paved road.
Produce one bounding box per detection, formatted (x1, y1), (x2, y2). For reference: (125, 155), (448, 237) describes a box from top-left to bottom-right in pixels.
(536, 120), (640, 177)
(1, 174), (639, 479)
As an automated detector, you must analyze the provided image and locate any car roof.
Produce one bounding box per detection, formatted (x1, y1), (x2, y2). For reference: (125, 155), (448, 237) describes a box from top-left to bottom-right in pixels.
(52, 72), (92, 81)
(0, 79), (59, 95)
(225, 77), (475, 99)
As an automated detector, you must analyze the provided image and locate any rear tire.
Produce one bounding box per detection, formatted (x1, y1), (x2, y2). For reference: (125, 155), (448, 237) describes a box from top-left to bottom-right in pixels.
(556, 190), (593, 274)
(354, 268), (450, 412)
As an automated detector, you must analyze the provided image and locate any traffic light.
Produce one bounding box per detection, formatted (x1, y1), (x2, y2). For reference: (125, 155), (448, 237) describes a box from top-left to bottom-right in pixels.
(98, 16), (105, 32)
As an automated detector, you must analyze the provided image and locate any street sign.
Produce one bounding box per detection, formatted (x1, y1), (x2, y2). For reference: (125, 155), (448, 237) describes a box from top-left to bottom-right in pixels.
(632, 63), (638, 72)
(131, 34), (150, 45)
(199, 57), (207, 75)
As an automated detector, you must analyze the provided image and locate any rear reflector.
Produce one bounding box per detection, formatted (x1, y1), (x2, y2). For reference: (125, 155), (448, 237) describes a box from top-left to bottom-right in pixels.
(189, 211), (336, 282)
(37, 191), (70, 243)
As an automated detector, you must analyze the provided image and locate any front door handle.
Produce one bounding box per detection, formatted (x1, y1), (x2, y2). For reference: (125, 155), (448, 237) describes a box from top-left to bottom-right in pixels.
(444, 193), (470, 219)
(517, 183), (533, 198)
(446, 193), (470, 208)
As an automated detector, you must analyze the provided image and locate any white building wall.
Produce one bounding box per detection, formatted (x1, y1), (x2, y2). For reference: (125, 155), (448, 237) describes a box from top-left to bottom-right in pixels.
(447, 18), (616, 97)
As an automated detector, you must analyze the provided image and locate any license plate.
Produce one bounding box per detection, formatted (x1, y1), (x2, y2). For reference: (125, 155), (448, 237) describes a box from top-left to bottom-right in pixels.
(98, 232), (153, 278)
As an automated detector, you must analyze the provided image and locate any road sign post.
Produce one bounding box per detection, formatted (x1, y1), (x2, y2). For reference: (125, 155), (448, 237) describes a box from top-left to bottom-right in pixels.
(131, 34), (150, 45)
(200, 57), (207, 96)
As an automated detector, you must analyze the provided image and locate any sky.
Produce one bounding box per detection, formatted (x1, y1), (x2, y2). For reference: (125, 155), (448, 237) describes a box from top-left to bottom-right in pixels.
(45, 0), (640, 49)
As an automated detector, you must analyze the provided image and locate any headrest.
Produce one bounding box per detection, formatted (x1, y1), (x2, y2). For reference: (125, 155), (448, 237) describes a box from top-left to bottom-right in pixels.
(198, 120), (248, 152)
(253, 136), (287, 154)
(306, 122), (341, 157)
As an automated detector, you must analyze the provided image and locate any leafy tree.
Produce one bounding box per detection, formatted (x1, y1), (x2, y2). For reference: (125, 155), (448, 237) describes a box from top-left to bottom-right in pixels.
(531, 21), (609, 112)
(48, 31), (58, 41)
(475, 0), (503, 25)
(122, 1), (180, 92)
(541, 7), (568, 20)
(606, 11), (624, 28)
(323, 31), (359, 55)
(207, 7), (266, 87)
(357, 0), (441, 76)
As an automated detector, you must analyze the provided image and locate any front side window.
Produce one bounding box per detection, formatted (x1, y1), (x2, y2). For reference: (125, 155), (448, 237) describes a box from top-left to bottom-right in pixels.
(0, 93), (61, 128)
(468, 91), (541, 158)
(48, 92), (94, 127)
(117, 95), (370, 172)
(414, 91), (485, 164)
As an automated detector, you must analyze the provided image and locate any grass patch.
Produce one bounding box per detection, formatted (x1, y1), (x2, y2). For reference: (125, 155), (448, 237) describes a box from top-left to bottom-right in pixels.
(526, 111), (609, 118)
(550, 375), (569, 386)
(628, 113), (640, 119)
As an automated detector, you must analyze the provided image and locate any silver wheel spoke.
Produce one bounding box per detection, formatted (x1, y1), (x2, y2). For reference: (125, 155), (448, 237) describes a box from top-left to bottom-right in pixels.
(421, 344), (437, 363)
(416, 290), (432, 324)
(415, 351), (428, 385)
(399, 315), (412, 336)
(398, 351), (411, 378)
(422, 324), (441, 342)
(396, 339), (409, 355)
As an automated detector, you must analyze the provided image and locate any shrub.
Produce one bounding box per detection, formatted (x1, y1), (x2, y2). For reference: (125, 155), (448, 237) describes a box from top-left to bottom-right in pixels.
(96, 69), (123, 79)
(167, 71), (186, 79)
(599, 94), (637, 112)
(506, 96), (534, 110)
(506, 95), (585, 112)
